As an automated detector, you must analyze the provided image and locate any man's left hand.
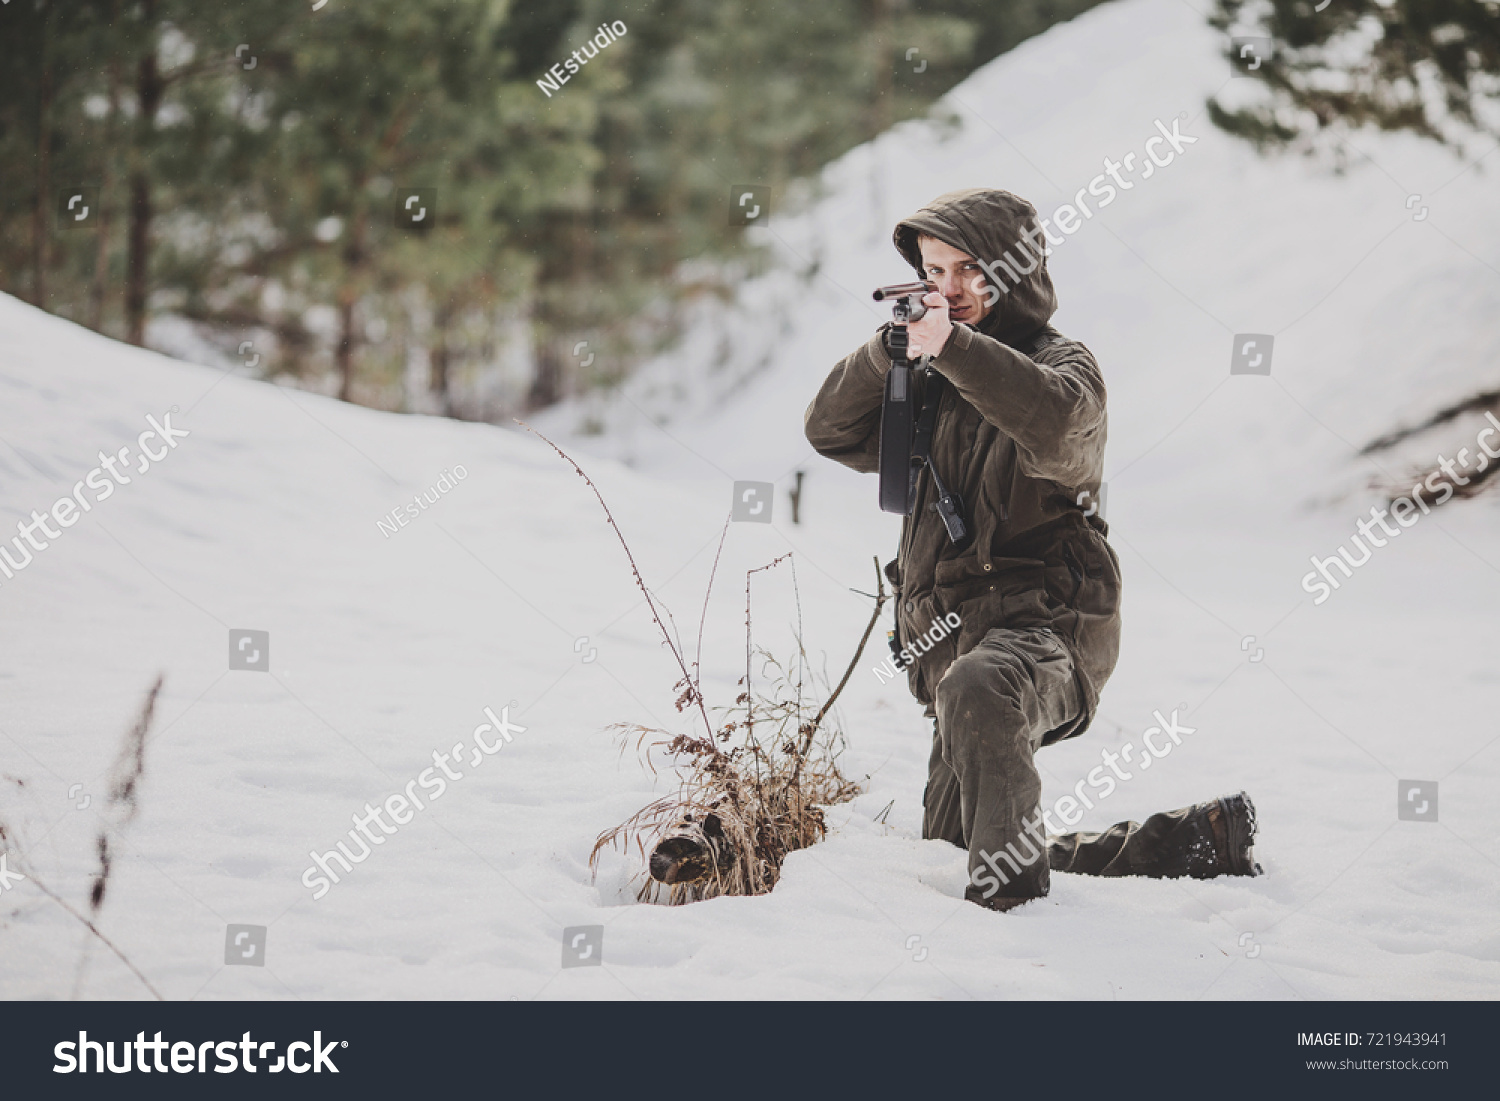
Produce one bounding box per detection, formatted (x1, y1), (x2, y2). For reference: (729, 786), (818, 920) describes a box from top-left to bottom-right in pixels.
(907, 292), (953, 359)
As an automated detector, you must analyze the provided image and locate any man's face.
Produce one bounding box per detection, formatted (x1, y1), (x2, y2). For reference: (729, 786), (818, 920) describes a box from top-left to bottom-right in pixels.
(918, 235), (990, 327)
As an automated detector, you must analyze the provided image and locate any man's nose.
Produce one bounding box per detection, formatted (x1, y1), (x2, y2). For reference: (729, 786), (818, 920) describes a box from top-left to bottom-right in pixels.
(936, 274), (963, 298)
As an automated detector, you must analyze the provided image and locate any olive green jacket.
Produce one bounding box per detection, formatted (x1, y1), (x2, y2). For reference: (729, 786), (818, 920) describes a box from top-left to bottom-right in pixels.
(804, 188), (1121, 743)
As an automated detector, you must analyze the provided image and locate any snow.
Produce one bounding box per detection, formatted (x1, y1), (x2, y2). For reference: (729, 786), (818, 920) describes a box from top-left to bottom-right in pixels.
(2, 0), (1498, 1000)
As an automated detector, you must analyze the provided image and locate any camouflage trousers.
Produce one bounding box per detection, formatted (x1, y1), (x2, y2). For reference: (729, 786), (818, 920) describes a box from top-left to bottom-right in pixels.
(922, 626), (1218, 904)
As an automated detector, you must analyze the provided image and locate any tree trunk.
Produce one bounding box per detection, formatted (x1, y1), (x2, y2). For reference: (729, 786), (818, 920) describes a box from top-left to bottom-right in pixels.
(125, 174), (152, 346)
(335, 207), (368, 403)
(90, 0), (123, 333)
(336, 296), (356, 401)
(526, 333), (564, 411)
(525, 299), (562, 411)
(429, 302), (453, 416)
(865, 0), (894, 242)
(525, 214), (578, 411)
(125, 4), (161, 347)
(869, 0), (893, 138)
(31, 16), (53, 308)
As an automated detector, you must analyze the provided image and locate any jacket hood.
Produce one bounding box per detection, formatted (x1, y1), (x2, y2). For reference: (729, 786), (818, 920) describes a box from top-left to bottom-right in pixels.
(893, 188), (1057, 348)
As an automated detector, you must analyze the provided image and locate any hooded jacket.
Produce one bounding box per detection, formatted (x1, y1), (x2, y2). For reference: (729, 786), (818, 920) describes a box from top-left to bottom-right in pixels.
(803, 188), (1121, 743)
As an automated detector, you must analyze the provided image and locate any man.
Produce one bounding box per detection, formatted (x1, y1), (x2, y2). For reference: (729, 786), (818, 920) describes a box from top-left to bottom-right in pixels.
(804, 188), (1261, 910)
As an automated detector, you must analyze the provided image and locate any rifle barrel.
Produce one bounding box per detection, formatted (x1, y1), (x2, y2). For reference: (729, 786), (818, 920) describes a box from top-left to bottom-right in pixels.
(873, 280), (934, 301)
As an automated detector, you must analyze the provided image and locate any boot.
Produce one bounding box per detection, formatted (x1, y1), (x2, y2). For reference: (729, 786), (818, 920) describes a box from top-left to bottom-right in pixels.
(648, 812), (733, 885)
(1205, 791), (1263, 877)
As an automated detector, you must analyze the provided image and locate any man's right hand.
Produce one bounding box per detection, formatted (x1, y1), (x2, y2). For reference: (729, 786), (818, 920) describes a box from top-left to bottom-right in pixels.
(906, 292), (954, 359)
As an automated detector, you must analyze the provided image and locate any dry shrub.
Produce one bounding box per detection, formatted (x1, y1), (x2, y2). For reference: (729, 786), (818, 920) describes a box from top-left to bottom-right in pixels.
(519, 423), (888, 904)
(596, 616), (868, 905)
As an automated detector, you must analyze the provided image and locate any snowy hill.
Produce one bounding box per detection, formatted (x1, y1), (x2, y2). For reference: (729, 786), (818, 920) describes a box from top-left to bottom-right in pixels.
(2, 0), (1498, 1000)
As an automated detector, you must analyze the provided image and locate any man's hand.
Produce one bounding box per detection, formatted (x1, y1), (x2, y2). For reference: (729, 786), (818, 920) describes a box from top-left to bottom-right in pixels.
(906, 292), (953, 359)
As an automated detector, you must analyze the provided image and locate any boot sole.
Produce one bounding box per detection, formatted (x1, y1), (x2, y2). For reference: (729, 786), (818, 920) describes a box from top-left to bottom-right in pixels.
(1216, 791), (1263, 876)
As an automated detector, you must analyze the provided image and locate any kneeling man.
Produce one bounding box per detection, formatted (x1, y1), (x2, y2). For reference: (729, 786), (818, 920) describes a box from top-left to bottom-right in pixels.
(804, 188), (1261, 910)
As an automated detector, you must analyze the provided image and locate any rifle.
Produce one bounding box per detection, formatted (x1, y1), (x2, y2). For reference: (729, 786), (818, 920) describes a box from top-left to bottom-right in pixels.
(873, 282), (970, 548)
(874, 281), (928, 514)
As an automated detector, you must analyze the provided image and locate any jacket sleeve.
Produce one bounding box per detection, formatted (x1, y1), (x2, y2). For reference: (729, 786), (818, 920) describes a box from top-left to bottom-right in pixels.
(803, 329), (891, 475)
(929, 323), (1106, 486)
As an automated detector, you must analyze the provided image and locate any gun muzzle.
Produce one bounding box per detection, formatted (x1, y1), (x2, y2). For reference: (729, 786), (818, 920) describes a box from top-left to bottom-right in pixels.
(873, 281), (935, 301)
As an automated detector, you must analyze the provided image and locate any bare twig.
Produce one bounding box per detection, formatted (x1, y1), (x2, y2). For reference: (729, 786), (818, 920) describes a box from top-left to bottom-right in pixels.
(519, 421), (715, 739)
(791, 556), (804, 726)
(744, 553), (792, 780)
(694, 513), (732, 702)
(22, 864), (163, 1000)
(799, 556), (888, 757)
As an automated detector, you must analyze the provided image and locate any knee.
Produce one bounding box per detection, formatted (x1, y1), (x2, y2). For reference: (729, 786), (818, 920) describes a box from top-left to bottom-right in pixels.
(935, 655), (979, 722)
(936, 649), (1023, 718)
(936, 647), (987, 697)
(935, 654), (1028, 746)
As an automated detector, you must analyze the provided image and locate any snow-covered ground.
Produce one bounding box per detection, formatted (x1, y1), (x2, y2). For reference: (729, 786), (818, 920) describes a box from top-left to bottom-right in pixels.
(2, 0), (1498, 1000)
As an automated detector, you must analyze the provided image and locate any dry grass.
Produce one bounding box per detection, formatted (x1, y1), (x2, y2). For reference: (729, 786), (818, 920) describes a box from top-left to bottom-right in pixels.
(1363, 391), (1500, 506)
(595, 624), (867, 905)
(1, 675), (164, 999)
(520, 422), (888, 904)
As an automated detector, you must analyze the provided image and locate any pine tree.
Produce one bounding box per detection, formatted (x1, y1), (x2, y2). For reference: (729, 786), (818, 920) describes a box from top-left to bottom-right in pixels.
(1, 0), (1121, 414)
(1209, 0), (1500, 151)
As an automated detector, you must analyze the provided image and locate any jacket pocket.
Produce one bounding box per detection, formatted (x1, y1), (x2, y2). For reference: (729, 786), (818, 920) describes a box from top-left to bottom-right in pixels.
(932, 555), (1051, 653)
